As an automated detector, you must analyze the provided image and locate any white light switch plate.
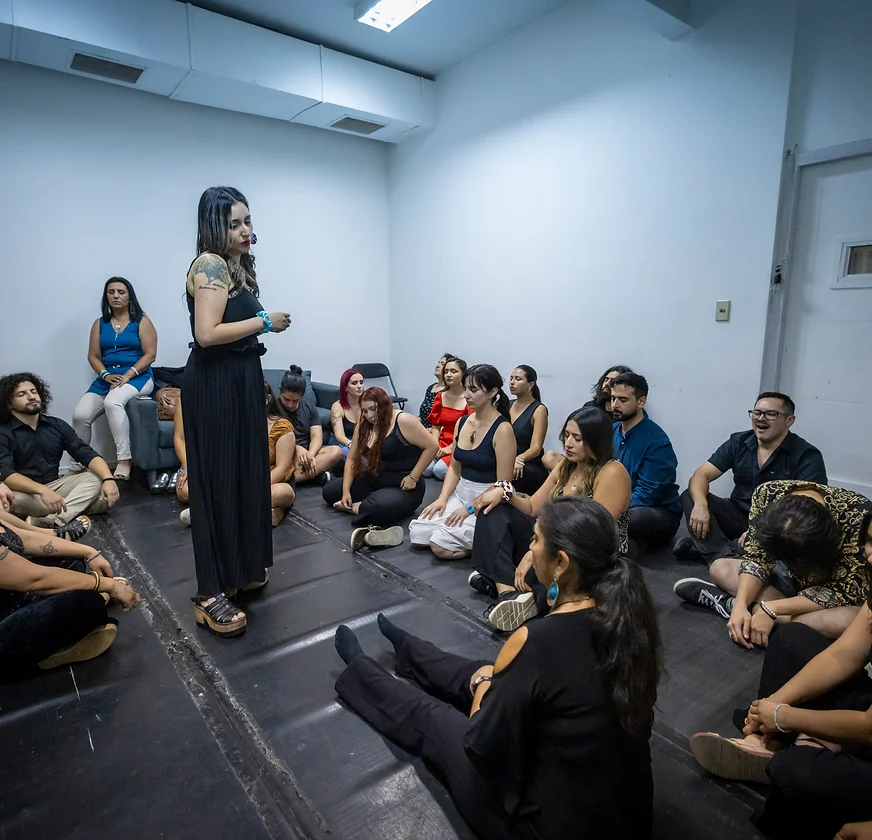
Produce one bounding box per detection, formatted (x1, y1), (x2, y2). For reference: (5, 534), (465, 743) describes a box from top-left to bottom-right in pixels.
(715, 300), (731, 322)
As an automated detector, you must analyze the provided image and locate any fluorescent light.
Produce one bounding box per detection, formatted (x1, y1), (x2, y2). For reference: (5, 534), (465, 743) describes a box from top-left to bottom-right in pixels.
(355, 0), (434, 33)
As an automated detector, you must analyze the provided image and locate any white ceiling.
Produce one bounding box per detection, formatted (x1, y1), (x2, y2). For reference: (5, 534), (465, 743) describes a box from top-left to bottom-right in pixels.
(182, 0), (571, 78)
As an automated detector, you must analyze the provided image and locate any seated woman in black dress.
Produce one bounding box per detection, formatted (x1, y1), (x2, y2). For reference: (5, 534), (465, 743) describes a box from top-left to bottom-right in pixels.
(690, 512), (872, 840)
(508, 365), (549, 495)
(418, 353), (453, 428)
(543, 363), (632, 472)
(323, 387), (437, 550)
(332, 495), (661, 840)
(0, 524), (140, 675)
(471, 406), (631, 632)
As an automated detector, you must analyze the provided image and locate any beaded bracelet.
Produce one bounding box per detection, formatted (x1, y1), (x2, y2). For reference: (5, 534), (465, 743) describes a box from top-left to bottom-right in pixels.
(759, 601), (778, 620)
(494, 480), (514, 503)
(255, 310), (273, 335)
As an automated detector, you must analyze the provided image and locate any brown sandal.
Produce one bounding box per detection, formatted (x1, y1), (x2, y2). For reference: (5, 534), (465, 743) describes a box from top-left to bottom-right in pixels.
(192, 594), (246, 637)
(690, 732), (772, 784)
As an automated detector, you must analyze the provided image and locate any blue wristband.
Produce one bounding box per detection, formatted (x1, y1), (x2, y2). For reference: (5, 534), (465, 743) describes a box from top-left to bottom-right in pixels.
(255, 310), (272, 335)
(465, 503), (475, 515)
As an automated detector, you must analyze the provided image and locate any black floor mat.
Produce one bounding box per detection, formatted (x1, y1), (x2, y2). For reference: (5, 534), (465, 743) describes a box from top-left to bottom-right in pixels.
(0, 480), (768, 839)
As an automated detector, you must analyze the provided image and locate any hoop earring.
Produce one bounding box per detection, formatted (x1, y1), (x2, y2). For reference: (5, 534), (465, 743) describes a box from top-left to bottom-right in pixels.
(547, 572), (560, 607)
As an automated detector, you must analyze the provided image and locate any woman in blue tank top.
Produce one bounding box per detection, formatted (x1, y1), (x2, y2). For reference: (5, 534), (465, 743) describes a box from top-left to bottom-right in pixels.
(72, 278), (157, 480)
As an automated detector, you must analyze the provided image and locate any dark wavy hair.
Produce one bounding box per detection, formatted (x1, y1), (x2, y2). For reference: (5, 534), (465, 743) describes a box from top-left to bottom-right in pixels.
(592, 365), (633, 410)
(101, 277), (146, 323)
(539, 496), (662, 736)
(0, 373), (52, 423)
(350, 387), (395, 477)
(463, 364), (510, 419)
(196, 186), (258, 295)
(280, 365), (307, 396)
(553, 406), (615, 499)
(515, 365), (542, 402)
(440, 356), (467, 391)
(264, 379), (280, 418)
(752, 492), (842, 580)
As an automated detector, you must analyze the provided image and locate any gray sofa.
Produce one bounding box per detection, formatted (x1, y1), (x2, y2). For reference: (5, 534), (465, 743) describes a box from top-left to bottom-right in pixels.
(128, 368), (339, 485)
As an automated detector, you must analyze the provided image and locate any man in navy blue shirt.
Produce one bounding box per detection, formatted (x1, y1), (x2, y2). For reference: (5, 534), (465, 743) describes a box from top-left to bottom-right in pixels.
(673, 392), (827, 566)
(611, 373), (681, 551)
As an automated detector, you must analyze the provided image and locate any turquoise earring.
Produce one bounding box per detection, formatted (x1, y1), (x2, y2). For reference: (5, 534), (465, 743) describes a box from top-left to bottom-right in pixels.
(546, 572), (559, 607)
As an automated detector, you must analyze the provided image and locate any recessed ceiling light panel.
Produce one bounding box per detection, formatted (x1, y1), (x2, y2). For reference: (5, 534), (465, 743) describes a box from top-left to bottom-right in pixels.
(355, 0), (434, 33)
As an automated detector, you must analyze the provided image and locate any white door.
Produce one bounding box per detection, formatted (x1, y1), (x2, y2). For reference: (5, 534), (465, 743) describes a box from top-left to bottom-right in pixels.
(778, 154), (872, 497)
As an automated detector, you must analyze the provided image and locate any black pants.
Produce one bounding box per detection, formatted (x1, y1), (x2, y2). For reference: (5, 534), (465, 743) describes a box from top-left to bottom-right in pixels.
(0, 590), (113, 678)
(323, 471), (426, 527)
(680, 490), (747, 564)
(748, 623), (872, 839)
(472, 504), (535, 587)
(336, 632), (515, 840)
(627, 506), (681, 548)
(513, 460), (549, 497)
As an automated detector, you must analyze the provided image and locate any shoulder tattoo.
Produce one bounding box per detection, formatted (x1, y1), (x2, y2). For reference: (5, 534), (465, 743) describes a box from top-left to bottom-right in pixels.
(193, 255), (231, 291)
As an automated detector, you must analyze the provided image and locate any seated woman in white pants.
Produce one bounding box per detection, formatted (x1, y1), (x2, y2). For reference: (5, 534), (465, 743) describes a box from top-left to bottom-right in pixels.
(73, 278), (157, 481)
(409, 364), (516, 559)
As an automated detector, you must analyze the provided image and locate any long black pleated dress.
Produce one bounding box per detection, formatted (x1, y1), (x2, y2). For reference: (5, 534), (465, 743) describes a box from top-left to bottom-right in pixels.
(183, 285), (272, 596)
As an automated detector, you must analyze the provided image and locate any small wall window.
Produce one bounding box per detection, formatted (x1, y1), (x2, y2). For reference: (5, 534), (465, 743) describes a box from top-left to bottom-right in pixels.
(833, 237), (872, 289)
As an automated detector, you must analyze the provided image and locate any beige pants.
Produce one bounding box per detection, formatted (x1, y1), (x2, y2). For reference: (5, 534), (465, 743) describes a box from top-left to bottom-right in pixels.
(12, 472), (109, 527)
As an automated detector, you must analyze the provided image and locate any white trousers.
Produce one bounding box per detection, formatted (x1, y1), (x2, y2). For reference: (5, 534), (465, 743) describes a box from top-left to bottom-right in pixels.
(73, 379), (154, 461)
(408, 477), (492, 552)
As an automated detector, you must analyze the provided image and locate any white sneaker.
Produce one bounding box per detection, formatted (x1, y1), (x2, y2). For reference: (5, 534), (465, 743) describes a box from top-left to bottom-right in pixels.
(485, 591), (538, 632)
(179, 508), (191, 527)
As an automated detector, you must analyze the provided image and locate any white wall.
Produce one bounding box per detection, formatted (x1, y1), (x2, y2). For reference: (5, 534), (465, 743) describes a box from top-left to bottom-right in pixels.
(387, 0), (797, 485)
(0, 60), (390, 460)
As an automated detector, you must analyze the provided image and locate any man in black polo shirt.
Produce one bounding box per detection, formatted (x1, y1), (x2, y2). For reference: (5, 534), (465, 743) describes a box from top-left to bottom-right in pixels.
(673, 392), (826, 565)
(0, 373), (120, 527)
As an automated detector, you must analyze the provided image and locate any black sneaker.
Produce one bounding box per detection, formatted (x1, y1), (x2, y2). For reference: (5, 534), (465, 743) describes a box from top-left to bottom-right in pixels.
(468, 571), (497, 598)
(673, 536), (704, 564)
(485, 590), (538, 632)
(673, 578), (732, 620)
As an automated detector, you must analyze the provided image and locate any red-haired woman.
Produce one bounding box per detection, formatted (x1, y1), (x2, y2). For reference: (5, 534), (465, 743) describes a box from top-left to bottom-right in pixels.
(329, 368), (364, 458)
(323, 387), (438, 550)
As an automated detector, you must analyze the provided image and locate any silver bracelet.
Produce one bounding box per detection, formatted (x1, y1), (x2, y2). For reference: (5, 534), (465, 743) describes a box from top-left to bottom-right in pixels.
(773, 703), (790, 733)
(759, 601), (778, 620)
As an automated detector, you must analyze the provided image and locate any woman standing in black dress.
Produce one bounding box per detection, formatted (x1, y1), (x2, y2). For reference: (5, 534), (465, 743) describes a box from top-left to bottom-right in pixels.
(184, 186), (290, 637)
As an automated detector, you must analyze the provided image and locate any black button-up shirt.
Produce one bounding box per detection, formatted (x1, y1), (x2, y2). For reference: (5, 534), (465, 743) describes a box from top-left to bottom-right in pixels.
(0, 416), (100, 485)
(708, 430), (827, 514)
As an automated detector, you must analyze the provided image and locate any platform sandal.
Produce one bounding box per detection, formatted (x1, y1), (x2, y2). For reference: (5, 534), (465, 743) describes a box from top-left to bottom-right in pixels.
(55, 515), (91, 542)
(192, 594), (247, 637)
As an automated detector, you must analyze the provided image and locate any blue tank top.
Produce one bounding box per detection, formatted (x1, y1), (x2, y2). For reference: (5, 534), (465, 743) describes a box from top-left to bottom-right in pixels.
(453, 415), (509, 483)
(86, 318), (153, 395)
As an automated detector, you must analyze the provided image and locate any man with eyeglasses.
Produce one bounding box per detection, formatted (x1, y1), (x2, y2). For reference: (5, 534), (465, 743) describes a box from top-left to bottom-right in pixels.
(673, 392), (826, 566)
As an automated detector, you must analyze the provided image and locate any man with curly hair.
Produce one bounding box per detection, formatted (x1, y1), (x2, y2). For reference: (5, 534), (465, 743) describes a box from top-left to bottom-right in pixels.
(0, 373), (119, 527)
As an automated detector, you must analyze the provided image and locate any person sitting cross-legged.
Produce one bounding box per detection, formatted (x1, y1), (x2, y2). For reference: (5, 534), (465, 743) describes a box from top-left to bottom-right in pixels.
(469, 406), (631, 633)
(675, 481), (872, 646)
(610, 372), (681, 553)
(0, 523), (140, 676)
(0, 374), (119, 529)
(422, 356), (471, 481)
(331, 496), (661, 840)
(675, 392), (826, 566)
(688, 512), (872, 840)
(323, 387), (437, 550)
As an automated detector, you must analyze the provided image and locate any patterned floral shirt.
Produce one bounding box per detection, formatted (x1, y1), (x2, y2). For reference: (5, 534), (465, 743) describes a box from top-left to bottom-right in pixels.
(739, 481), (872, 608)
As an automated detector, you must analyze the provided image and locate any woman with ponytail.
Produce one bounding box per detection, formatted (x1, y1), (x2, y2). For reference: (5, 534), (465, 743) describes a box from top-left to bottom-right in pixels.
(331, 496), (661, 840)
(471, 406), (631, 632)
(410, 364), (516, 560)
(508, 365), (549, 495)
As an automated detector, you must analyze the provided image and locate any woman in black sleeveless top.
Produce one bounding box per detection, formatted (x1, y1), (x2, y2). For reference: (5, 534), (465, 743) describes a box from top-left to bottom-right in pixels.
(508, 365), (549, 495)
(332, 496), (662, 840)
(324, 387), (437, 550)
(690, 514), (872, 840)
(183, 187), (290, 637)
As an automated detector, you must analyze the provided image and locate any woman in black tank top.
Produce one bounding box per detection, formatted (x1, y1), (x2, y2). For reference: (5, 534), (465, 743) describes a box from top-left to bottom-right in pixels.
(329, 368), (363, 455)
(323, 387), (437, 550)
(332, 496), (661, 840)
(508, 365), (549, 495)
(183, 187), (290, 638)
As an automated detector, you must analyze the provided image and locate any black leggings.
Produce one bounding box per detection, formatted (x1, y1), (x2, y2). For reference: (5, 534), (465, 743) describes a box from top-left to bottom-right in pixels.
(472, 504), (535, 587)
(323, 471), (426, 527)
(0, 590), (113, 678)
(748, 623), (872, 839)
(513, 460), (549, 497)
(627, 505), (680, 548)
(336, 633), (514, 840)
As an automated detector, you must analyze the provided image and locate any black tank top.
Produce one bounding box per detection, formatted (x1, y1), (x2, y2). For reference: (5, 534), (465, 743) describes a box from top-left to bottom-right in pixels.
(454, 415), (509, 483)
(381, 414), (421, 473)
(511, 400), (544, 463)
(341, 414), (356, 439)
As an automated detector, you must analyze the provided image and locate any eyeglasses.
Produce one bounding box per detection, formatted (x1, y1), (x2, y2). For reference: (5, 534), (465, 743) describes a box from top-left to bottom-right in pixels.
(748, 409), (786, 421)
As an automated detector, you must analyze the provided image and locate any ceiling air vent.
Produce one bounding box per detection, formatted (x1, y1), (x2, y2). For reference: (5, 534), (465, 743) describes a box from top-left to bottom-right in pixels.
(329, 116), (386, 136)
(70, 53), (145, 85)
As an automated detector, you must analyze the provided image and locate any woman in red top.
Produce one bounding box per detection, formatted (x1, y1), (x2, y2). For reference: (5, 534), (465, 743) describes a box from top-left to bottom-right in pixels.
(423, 357), (471, 481)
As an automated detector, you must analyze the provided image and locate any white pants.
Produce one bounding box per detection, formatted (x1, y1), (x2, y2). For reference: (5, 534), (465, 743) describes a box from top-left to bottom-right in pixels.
(409, 477), (492, 553)
(73, 379), (154, 461)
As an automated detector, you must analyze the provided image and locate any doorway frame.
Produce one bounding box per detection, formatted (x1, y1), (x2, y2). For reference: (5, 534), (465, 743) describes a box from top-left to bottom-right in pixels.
(759, 137), (872, 390)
